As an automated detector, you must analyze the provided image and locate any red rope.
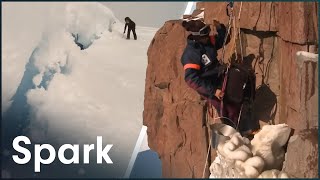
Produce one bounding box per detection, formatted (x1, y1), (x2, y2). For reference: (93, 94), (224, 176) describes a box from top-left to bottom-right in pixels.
(220, 68), (229, 117)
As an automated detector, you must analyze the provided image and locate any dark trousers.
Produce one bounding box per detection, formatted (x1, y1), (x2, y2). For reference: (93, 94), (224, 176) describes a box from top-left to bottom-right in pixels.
(208, 97), (241, 128)
(127, 28), (137, 40)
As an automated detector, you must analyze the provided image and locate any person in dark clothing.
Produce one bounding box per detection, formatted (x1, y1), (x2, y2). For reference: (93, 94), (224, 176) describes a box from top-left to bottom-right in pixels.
(124, 17), (137, 40)
(181, 19), (241, 128)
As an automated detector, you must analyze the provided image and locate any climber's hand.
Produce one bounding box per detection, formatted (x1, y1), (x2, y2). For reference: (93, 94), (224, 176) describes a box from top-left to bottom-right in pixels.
(215, 89), (224, 100)
(210, 19), (223, 36)
(217, 64), (227, 77)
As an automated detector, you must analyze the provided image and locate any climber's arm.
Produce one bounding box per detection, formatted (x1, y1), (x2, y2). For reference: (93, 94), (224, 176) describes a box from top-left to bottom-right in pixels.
(184, 65), (218, 99)
(123, 23), (128, 33)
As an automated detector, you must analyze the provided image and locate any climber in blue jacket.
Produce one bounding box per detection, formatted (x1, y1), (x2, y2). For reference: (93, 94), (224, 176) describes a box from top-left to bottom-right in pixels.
(181, 19), (241, 128)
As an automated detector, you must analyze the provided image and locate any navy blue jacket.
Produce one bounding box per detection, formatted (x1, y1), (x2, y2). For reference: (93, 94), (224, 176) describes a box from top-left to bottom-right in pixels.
(181, 26), (227, 100)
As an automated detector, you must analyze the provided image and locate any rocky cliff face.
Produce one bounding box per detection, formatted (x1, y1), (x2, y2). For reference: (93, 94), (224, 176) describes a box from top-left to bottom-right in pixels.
(143, 2), (318, 178)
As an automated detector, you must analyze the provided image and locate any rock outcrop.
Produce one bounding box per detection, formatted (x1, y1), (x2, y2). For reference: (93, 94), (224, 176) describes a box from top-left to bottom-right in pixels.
(143, 20), (209, 178)
(143, 2), (318, 178)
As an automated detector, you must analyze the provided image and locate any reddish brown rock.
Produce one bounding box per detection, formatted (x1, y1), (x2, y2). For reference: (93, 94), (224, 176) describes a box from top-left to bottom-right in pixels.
(278, 40), (318, 131)
(143, 20), (210, 178)
(280, 51), (318, 178)
(240, 31), (280, 126)
(144, 2), (318, 178)
(278, 2), (318, 44)
(198, 2), (318, 44)
(282, 129), (318, 178)
(197, 2), (278, 32)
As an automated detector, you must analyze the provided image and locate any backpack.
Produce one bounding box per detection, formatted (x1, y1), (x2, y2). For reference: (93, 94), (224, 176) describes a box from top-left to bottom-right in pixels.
(224, 63), (257, 132)
(224, 64), (256, 104)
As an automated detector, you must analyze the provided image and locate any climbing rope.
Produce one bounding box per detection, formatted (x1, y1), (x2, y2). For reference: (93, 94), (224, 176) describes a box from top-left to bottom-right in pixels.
(220, 2), (234, 65)
(220, 1), (244, 127)
(202, 104), (239, 178)
(233, 11), (238, 62)
(238, 2), (244, 63)
(220, 2), (236, 118)
(221, 1), (244, 64)
(236, 104), (244, 130)
(202, 112), (242, 178)
(202, 106), (216, 178)
(202, 2), (245, 178)
(202, 131), (212, 178)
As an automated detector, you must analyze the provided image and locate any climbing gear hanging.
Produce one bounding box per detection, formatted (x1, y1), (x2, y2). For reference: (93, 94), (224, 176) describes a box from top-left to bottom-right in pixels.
(219, 1), (245, 127)
(238, 2), (244, 63)
(202, 104), (238, 178)
(226, 2), (234, 16)
(202, 2), (259, 177)
(220, 2), (234, 65)
(221, 1), (244, 65)
(219, 1), (235, 121)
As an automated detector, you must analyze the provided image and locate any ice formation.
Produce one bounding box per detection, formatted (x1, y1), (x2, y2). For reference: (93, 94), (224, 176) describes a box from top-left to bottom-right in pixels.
(258, 169), (289, 178)
(209, 124), (291, 178)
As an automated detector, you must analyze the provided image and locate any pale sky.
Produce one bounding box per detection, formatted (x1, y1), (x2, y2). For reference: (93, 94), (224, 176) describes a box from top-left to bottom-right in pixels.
(100, 2), (190, 28)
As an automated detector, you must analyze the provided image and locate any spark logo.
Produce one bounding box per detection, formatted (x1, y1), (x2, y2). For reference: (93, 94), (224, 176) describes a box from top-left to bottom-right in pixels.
(12, 136), (113, 172)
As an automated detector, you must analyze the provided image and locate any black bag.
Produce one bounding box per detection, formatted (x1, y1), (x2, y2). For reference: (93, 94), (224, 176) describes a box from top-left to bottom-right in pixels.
(223, 63), (257, 132)
(224, 64), (256, 104)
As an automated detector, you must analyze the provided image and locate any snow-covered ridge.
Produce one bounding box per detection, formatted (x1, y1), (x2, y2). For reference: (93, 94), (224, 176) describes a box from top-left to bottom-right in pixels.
(2, 2), (157, 178)
(65, 2), (118, 49)
(2, 2), (119, 113)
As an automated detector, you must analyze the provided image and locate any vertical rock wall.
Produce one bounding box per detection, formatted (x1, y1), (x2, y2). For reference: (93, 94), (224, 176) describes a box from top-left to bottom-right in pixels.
(143, 21), (209, 177)
(143, 2), (318, 178)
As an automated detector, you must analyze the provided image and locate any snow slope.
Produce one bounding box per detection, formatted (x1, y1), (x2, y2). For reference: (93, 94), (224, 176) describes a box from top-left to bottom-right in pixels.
(2, 2), (50, 112)
(2, 2), (156, 178)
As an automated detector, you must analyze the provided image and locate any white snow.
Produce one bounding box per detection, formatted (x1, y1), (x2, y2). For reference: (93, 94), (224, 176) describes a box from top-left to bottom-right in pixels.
(2, 2), (50, 112)
(65, 2), (117, 48)
(183, 2), (196, 15)
(258, 169), (289, 178)
(210, 124), (291, 178)
(139, 130), (150, 152)
(296, 51), (318, 69)
(2, 2), (157, 177)
(251, 123), (292, 170)
(296, 51), (318, 60)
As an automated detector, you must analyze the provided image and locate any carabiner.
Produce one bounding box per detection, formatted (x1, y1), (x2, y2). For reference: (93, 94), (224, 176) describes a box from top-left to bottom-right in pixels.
(228, 2), (234, 8)
(226, 2), (234, 17)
